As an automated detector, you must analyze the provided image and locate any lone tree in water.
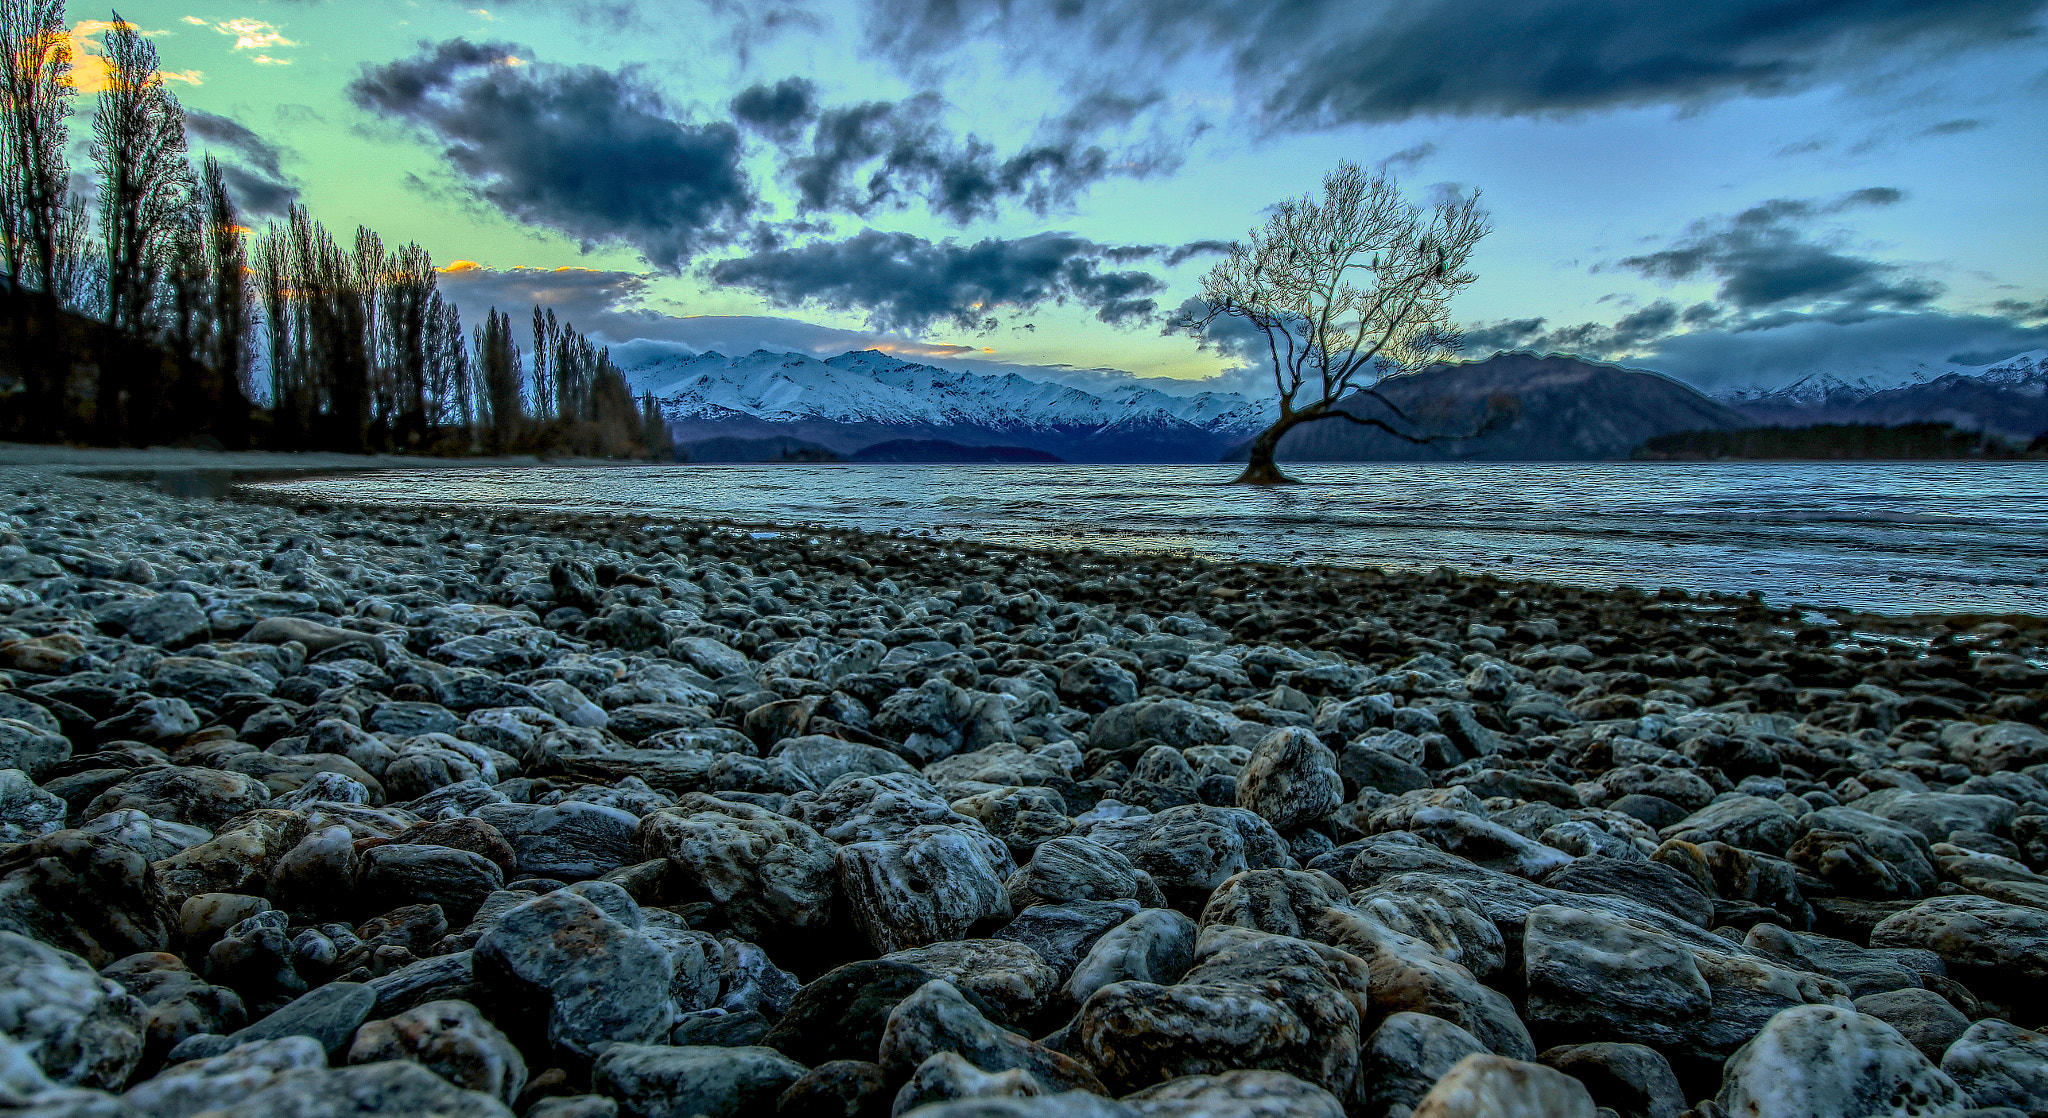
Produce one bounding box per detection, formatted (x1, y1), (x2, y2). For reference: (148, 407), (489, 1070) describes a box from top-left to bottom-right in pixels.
(1184, 161), (1491, 484)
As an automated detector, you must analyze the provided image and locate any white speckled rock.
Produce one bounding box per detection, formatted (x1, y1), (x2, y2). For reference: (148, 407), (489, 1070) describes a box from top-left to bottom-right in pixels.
(122, 1037), (325, 1118)
(839, 825), (1013, 955)
(1715, 1005), (1969, 1118)
(1409, 1054), (1596, 1118)
(0, 931), (147, 1090)
(1121, 1069), (1346, 1118)
(1939, 1018), (2048, 1116)
(1234, 728), (1342, 832)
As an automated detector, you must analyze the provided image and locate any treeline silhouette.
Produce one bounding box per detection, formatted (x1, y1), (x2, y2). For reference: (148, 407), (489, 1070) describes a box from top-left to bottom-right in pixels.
(1636, 422), (2037, 460)
(0, 3), (672, 459)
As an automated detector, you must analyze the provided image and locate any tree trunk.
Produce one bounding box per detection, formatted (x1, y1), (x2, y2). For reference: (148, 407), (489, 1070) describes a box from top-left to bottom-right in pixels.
(1231, 410), (1313, 485)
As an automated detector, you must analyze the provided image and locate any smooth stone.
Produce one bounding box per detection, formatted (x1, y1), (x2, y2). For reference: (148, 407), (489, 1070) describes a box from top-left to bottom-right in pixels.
(121, 1036), (325, 1118)
(0, 931), (146, 1090)
(1356, 1013), (1487, 1118)
(590, 1044), (807, 1118)
(156, 1058), (513, 1116)
(1939, 1019), (2048, 1116)
(1714, 1005), (1969, 1118)
(346, 999), (527, 1106)
(1851, 989), (1970, 1063)
(1120, 1068), (1346, 1118)
(1408, 1054), (1597, 1118)
(1536, 1043), (1684, 1118)
(225, 982), (375, 1061)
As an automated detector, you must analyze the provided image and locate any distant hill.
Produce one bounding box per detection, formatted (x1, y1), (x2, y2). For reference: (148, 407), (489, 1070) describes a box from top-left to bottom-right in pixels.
(676, 435), (840, 463)
(847, 439), (1062, 463)
(1637, 422), (2029, 460)
(1226, 351), (1752, 462)
(1717, 350), (2048, 444)
(621, 348), (1273, 463)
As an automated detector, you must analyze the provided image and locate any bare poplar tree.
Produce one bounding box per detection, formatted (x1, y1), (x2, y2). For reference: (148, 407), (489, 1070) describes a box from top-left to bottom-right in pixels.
(199, 157), (252, 398)
(94, 12), (194, 338)
(474, 307), (524, 452)
(0, 0), (74, 432)
(1181, 161), (1491, 484)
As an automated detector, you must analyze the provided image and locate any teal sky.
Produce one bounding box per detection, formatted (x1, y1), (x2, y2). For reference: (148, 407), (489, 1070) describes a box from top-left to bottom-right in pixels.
(92, 0), (2048, 391)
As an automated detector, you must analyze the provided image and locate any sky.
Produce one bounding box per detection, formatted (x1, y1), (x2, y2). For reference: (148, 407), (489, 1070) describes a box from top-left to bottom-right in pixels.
(93, 0), (2048, 394)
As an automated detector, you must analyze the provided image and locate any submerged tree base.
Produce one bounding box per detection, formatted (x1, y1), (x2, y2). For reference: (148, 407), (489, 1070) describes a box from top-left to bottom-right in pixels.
(1231, 458), (1301, 485)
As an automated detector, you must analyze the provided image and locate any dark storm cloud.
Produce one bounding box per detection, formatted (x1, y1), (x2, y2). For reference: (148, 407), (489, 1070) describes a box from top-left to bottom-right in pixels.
(861, 0), (2047, 126)
(708, 230), (1170, 333)
(1163, 240), (1233, 267)
(184, 109), (299, 215)
(1614, 188), (1937, 317)
(1994, 298), (2048, 321)
(732, 83), (1179, 225)
(348, 40), (754, 269)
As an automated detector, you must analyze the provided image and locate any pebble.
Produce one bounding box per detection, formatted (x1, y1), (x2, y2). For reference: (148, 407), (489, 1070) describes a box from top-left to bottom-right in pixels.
(0, 465), (2042, 1117)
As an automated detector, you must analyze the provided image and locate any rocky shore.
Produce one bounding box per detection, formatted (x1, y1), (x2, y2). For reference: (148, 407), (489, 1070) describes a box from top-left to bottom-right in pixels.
(1, 463), (2045, 1118)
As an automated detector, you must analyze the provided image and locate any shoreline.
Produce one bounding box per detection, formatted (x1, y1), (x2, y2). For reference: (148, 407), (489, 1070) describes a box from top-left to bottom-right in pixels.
(1, 462), (2045, 1114)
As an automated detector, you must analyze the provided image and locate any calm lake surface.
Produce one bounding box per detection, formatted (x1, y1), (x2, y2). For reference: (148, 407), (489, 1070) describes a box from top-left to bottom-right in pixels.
(246, 462), (2048, 618)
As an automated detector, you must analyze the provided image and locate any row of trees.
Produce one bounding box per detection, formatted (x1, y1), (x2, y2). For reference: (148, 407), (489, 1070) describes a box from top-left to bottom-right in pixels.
(0, 2), (671, 458)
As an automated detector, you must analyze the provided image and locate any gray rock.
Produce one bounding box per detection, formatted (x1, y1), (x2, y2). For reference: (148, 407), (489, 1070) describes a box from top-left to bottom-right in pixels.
(994, 900), (1140, 981)
(1536, 1043), (1684, 1118)
(839, 824), (1014, 955)
(636, 794), (838, 940)
(225, 982), (375, 1061)
(1714, 1005), (1968, 1118)
(886, 940), (1059, 1027)
(1234, 728), (1342, 832)
(591, 1044), (806, 1118)
(1871, 895), (2048, 988)
(1356, 1013), (1487, 1118)
(347, 999), (526, 1106)
(356, 844), (504, 921)
(0, 768), (65, 843)
(472, 890), (678, 1060)
(1007, 837), (1166, 912)
(1087, 805), (1293, 898)
(1851, 989), (1971, 1064)
(880, 980), (1101, 1093)
(121, 1036), (325, 1118)
(1073, 926), (1368, 1104)
(1940, 1019), (2048, 1117)
(1067, 909), (1197, 1007)
(1408, 1054), (1596, 1118)
(1658, 795), (1800, 856)
(1120, 1069), (1346, 1118)
(101, 952), (247, 1064)
(158, 1058), (514, 1116)
(896, 1052), (1045, 1116)
(0, 932), (146, 1090)
(1859, 789), (2019, 844)
(0, 719), (69, 781)
(115, 594), (210, 648)
(82, 768), (270, 831)
(474, 801), (641, 880)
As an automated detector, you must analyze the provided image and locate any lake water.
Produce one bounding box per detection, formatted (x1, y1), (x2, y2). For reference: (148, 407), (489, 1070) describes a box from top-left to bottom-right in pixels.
(244, 462), (2048, 618)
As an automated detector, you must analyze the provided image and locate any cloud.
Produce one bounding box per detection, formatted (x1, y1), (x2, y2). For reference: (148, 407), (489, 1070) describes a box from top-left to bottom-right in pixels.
(203, 18), (297, 51)
(68, 19), (203, 92)
(729, 80), (1181, 225)
(1919, 118), (1987, 136)
(708, 229), (1171, 334)
(348, 39), (754, 269)
(1612, 188), (1937, 318)
(185, 109), (300, 215)
(859, 0), (2047, 127)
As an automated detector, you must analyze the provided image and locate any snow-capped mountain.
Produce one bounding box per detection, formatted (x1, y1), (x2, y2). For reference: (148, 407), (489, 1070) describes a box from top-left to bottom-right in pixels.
(618, 348), (1275, 462)
(1715, 349), (2048, 442)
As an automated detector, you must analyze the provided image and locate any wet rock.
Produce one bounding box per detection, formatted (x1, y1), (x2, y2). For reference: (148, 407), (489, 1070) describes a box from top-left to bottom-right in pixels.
(1871, 895), (2048, 990)
(886, 940), (1059, 1027)
(774, 1058), (889, 1118)
(762, 960), (935, 1067)
(1066, 909), (1197, 1008)
(1536, 1043), (1683, 1118)
(1234, 728), (1341, 832)
(1939, 1019), (2048, 1117)
(1356, 1013), (1487, 1118)
(0, 721), (71, 781)
(879, 980), (1101, 1093)
(1073, 926), (1368, 1104)
(1120, 1069), (1345, 1118)
(1539, 856), (1713, 928)
(101, 953), (247, 1064)
(1087, 805), (1292, 901)
(1851, 989), (1970, 1063)
(994, 900), (1140, 982)
(1658, 795), (1799, 857)
(591, 1044), (807, 1118)
(0, 932), (146, 1089)
(1714, 1005), (1968, 1118)
(0, 829), (173, 965)
(1312, 904), (1534, 1060)
(1859, 789), (2019, 845)
(158, 1057), (514, 1116)
(1006, 837), (1166, 911)
(121, 1036), (326, 1118)
(347, 999), (526, 1105)
(472, 890), (678, 1060)
(225, 982), (375, 1061)
(474, 801), (641, 881)
(896, 1052), (1045, 1115)
(637, 794), (837, 940)
(356, 844), (504, 922)
(83, 768), (271, 831)
(1407, 1054), (1596, 1118)
(1060, 659), (1138, 714)
(839, 825), (1013, 955)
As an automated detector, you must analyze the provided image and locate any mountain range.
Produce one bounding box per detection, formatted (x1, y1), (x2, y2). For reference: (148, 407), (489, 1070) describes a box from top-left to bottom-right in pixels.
(620, 344), (2048, 463)
(621, 348), (1271, 463)
(1714, 349), (2048, 443)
